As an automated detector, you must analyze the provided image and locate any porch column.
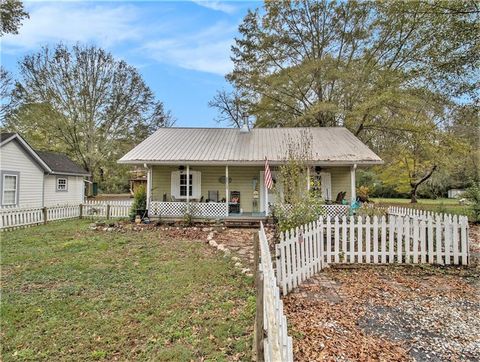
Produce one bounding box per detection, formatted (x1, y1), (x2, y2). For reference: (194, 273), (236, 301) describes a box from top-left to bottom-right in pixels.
(146, 164), (152, 216)
(306, 166), (310, 191)
(350, 164), (357, 203)
(225, 165), (229, 217)
(186, 165), (190, 212)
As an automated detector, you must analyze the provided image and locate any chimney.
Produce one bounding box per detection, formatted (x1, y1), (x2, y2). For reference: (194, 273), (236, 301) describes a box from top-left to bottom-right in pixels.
(240, 112), (250, 133)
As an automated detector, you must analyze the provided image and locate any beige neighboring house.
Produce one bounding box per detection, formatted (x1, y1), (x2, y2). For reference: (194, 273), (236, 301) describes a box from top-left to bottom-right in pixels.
(0, 133), (90, 208)
(118, 126), (383, 219)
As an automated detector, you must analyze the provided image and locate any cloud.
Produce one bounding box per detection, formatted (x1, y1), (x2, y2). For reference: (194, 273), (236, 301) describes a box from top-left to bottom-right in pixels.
(1, 2), (143, 53)
(141, 22), (236, 76)
(191, 1), (238, 14)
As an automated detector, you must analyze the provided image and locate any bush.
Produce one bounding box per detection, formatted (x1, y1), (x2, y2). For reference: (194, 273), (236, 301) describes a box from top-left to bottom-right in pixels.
(129, 185), (147, 221)
(465, 183), (480, 223)
(272, 192), (325, 233)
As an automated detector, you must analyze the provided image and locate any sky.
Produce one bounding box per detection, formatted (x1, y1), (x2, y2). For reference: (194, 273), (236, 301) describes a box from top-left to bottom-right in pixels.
(0, 0), (261, 127)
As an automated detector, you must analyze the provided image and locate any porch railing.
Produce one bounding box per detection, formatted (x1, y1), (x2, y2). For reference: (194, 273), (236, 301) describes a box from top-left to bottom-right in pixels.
(150, 201), (228, 218)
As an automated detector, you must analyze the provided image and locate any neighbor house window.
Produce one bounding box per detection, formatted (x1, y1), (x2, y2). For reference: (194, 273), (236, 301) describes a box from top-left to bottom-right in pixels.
(179, 173), (193, 197)
(57, 177), (68, 191)
(2, 174), (18, 206)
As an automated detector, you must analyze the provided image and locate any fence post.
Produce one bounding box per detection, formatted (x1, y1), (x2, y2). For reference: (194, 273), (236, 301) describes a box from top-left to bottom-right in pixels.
(255, 268), (265, 362)
(42, 207), (48, 225)
(106, 204), (111, 220)
(79, 204), (83, 219)
(253, 232), (259, 277)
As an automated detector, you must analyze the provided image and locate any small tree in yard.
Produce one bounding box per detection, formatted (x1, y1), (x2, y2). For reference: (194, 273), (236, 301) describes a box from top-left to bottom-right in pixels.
(129, 185), (147, 221)
(272, 131), (324, 233)
(465, 182), (480, 224)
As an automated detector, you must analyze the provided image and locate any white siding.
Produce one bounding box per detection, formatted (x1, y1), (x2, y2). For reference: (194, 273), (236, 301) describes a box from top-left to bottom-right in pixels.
(0, 140), (44, 208)
(43, 175), (84, 206)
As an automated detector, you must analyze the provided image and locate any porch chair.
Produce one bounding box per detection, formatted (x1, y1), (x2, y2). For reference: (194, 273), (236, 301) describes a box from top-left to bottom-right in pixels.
(229, 191), (241, 214)
(208, 190), (219, 202)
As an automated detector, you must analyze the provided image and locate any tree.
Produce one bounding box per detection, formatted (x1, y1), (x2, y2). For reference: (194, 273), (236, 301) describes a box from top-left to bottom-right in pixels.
(225, 0), (479, 131)
(4, 44), (173, 190)
(0, 66), (16, 120)
(208, 89), (247, 128)
(0, 0), (29, 36)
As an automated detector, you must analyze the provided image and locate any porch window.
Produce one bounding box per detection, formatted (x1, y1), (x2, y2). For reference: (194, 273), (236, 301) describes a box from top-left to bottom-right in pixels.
(179, 174), (193, 197)
(171, 170), (201, 199)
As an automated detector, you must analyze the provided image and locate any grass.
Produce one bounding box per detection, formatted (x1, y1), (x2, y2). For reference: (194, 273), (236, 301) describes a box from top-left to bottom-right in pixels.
(0, 220), (255, 361)
(371, 197), (472, 219)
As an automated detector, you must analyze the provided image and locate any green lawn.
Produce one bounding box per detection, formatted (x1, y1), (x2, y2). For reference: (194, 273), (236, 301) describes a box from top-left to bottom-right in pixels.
(371, 197), (472, 218)
(0, 221), (255, 361)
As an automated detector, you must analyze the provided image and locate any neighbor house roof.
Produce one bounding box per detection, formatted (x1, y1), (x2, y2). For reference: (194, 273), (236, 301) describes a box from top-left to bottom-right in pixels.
(118, 127), (383, 166)
(0, 133), (90, 176)
(36, 151), (90, 176)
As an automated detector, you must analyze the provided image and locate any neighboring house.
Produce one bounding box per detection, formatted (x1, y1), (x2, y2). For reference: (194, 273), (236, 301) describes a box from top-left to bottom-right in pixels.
(0, 133), (90, 208)
(118, 127), (383, 219)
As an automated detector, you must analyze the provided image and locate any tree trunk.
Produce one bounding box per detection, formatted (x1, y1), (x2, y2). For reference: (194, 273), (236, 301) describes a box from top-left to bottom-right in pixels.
(409, 165), (437, 204)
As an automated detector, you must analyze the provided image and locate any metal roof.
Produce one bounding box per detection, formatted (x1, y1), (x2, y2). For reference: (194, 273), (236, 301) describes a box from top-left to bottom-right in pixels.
(118, 127), (383, 166)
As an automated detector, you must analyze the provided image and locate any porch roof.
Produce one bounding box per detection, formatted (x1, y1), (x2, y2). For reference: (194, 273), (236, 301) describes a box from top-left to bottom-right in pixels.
(118, 127), (383, 166)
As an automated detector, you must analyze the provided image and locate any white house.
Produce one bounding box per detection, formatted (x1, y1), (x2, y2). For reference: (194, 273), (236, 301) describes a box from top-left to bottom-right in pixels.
(0, 133), (90, 208)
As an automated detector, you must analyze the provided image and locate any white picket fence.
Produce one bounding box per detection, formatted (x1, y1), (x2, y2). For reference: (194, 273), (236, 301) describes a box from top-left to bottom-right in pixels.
(276, 214), (470, 295)
(0, 200), (133, 230)
(258, 222), (294, 362)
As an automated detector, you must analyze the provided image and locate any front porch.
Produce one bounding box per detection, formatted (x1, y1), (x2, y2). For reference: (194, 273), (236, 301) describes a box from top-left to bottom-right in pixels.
(146, 165), (356, 220)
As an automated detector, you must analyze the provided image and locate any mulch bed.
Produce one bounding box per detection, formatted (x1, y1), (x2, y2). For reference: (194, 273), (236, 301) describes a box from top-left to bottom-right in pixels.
(283, 265), (480, 361)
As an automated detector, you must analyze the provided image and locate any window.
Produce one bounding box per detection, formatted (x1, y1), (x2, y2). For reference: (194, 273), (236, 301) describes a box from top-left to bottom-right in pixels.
(2, 174), (18, 206)
(179, 173), (193, 197)
(57, 177), (68, 191)
(171, 170), (201, 199)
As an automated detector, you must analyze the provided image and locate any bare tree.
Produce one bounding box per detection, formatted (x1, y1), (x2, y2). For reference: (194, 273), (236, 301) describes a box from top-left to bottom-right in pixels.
(208, 89), (248, 128)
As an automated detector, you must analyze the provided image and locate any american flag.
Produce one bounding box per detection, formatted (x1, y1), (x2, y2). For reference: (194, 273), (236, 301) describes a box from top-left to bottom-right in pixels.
(264, 157), (273, 190)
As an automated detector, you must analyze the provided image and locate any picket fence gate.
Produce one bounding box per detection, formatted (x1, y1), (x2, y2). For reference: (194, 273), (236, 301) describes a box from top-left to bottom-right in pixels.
(0, 201), (133, 230)
(257, 222), (293, 362)
(276, 214), (470, 295)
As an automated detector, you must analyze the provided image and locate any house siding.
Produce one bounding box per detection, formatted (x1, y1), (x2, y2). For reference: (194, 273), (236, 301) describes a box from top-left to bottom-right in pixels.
(0, 140), (44, 207)
(326, 167), (352, 201)
(151, 165), (352, 212)
(43, 175), (84, 206)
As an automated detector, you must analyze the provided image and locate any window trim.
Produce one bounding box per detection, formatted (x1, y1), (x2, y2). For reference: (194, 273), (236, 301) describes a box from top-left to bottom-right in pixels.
(170, 170), (201, 199)
(56, 177), (68, 192)
(1, 171), (20, 206)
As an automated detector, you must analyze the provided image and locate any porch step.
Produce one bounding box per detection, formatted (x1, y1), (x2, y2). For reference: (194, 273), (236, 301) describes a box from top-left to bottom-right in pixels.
(223, 218), (268, 228)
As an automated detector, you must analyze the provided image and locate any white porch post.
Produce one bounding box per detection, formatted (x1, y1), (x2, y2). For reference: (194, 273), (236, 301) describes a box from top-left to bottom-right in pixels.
(265, 177), (269, 216)
(186, 165), (190, 212)
(145, 164), (152, 216)
(225, 165), (229, 217)
(350, 164), (357, 203)
(306, 166), (310, 191)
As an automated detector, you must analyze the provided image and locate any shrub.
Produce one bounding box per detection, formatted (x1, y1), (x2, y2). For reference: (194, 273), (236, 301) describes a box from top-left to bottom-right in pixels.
(129, 185), (147, 221)
(272, 192), (325, 233)
(465, 183), (480, 223)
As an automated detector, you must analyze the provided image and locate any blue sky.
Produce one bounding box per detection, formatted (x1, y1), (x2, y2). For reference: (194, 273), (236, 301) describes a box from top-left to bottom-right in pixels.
(1, 1), (261, 127)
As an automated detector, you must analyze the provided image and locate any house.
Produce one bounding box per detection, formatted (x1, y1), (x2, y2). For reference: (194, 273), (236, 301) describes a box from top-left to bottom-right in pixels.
(119, 127), (382, 219)
(0, 133), (90, 208)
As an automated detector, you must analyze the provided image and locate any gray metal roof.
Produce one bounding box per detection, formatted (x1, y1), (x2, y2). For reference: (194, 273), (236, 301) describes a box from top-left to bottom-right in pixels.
(118, 127), (382, 166)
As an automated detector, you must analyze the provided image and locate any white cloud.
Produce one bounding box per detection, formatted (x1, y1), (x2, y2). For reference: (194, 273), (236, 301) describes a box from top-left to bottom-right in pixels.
(141, 22), (236, 76)
(191, 1), (238, 14)
(1, 2), (143, 53)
